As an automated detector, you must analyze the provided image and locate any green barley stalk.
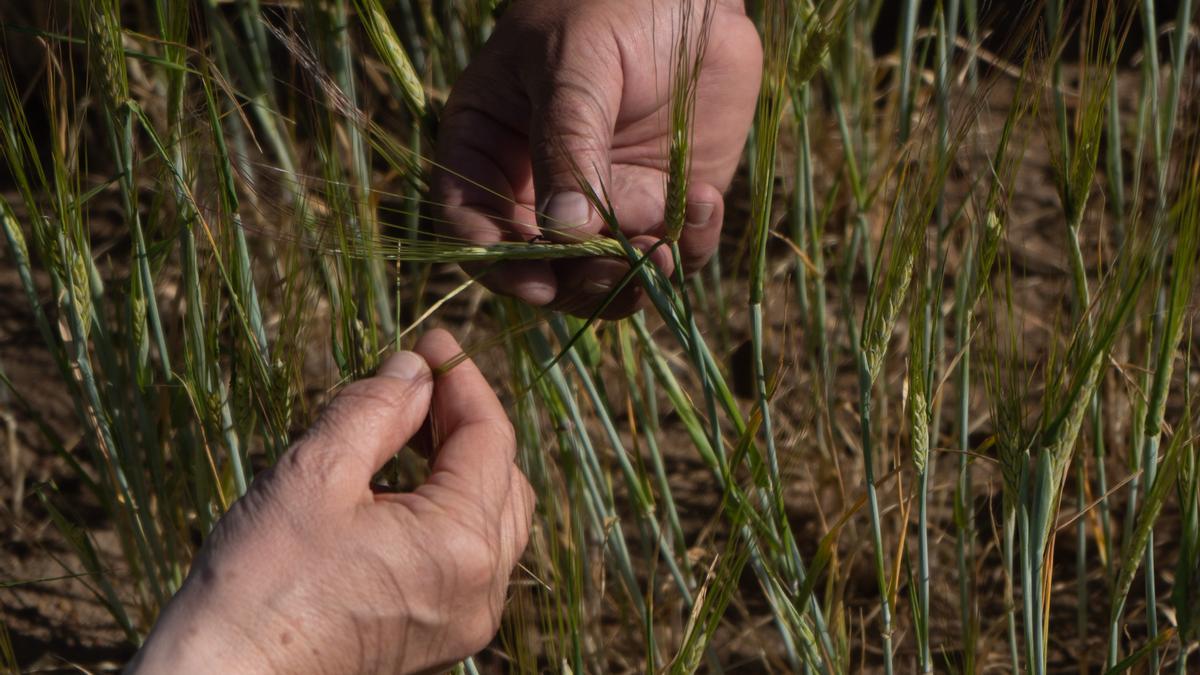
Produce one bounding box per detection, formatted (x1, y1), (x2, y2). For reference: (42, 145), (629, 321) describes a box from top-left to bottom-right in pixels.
(1089, 4), (1127, 634)
(581, 135), (832, 669)
(954, 41), (1040, 665)
(747, 5), (846, 668)
(546, 317), (676, 665)
(497, 304), (591, 671)
(1122, 1), (1196, 667)
(908, 5), (958, 668)
(547, 316), (693, 618)
(160, 42), (252, 517)
(857, 142), (953, 675)
(0, 48), (148, 596)
(1111, 410), (1193, 649)
(617, 324), (694, 594)
(305, 0), (388, 368)
(1115, 90), (1200, 667)
(657, 6), (844, 658)
(86, 0), (176, 464)
(747, 0), (795, 558)
(1038, 4), (1127, 669)
(1017, 186), (1155, 675)
(951, 2), (986, 665)
(657, 8), (742, 599)
(906, 239), (933, 673)
(518, 311), (655, 652)
(790, 84), (835, 466)
(1172, 355), (1200, 675)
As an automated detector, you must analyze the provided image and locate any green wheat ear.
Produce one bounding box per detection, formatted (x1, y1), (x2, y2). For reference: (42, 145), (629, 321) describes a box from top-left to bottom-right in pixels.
(860, 177), (923, 384)
(352, 0), (426, 117)
(663, 0), (713, 242)
(791, 0), (854, 86)
(907, 256), (931, 475)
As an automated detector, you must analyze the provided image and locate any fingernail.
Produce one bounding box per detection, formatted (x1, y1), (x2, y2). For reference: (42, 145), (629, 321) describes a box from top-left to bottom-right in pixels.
(582, 278), (614, 294)
(685, 201), (715, 228)
(541, 191), (591, 231)
(520, 282), (557, 306)
(581, 259), (628, 294)
(379, 351), (427, 381)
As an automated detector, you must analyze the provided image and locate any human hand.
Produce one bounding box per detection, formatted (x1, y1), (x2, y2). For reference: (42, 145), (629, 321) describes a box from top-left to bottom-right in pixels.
(127, 329), (533, 674)
(434, 0), (761, 318)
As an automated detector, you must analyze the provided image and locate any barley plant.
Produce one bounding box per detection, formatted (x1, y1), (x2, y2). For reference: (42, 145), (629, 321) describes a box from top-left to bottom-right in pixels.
(2, 0), (1199, 672)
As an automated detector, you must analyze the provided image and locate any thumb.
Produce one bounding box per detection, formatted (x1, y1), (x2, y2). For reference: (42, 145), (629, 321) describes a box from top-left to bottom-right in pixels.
(525, 32), (622, 241)
(286, 351), (434, 498)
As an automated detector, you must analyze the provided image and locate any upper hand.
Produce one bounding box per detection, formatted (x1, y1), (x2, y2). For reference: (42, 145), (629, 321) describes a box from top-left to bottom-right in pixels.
(434, 0), (762, 318)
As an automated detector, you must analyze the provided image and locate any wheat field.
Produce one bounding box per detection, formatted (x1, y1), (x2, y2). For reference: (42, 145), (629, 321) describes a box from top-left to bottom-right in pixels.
(1, 0), (1199, 672)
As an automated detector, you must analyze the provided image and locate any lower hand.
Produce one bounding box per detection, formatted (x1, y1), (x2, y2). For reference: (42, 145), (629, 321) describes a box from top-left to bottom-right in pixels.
(128, 329), (533, 674)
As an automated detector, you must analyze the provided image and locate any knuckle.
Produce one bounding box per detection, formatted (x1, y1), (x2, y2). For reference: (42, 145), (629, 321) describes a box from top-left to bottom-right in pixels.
(489, 418), (518, 452)
(461, 601), (503, 654)
(507, 510), (532, 562)
(210, 465), (320, 555)
(438, 518), (505, 586)
(515, 466), (534, 505)
(273, 444), (336, 499)
(459, 540), (502, 583)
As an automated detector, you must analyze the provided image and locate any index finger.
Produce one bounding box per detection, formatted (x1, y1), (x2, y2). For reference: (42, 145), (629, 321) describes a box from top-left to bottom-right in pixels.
(434, 107), (558, 306)
(413, 329), (517, 511)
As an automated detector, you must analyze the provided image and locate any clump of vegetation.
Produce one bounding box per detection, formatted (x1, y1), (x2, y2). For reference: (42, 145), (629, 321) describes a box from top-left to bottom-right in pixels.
(1, 0), (1198, 672)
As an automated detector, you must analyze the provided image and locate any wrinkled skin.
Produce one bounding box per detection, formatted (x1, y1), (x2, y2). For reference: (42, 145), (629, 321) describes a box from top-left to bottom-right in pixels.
(128, 330), (533, 674)
(130, 1), (763, 671)
(435, 0), (762, 318)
